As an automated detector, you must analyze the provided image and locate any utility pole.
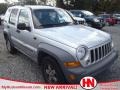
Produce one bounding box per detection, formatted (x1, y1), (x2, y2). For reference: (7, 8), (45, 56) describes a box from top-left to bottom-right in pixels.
(35, 0), (39, 5)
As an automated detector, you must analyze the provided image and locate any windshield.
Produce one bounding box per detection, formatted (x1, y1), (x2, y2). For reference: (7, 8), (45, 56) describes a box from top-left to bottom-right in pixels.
(70, 11), (82, 17)
(33, 9), (74, 28)
(82, 11), (94, 16)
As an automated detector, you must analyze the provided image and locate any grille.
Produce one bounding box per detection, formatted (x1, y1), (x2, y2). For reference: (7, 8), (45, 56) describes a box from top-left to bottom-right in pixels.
(90, 42), (112, 63)
(100, 19), (104, 22)
(78, 21), (85, 24)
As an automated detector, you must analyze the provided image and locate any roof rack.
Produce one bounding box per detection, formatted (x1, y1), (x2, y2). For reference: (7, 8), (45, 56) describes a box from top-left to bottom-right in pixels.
(22, 4), (55, 7)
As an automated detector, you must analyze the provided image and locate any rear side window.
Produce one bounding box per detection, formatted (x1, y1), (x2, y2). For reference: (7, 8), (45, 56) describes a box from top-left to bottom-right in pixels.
(4, 9), (11, 22)
(9, 9), (18, 25)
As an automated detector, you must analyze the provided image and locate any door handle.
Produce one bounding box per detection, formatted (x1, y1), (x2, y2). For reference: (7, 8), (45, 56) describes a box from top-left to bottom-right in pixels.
(33, 37), (37, 40)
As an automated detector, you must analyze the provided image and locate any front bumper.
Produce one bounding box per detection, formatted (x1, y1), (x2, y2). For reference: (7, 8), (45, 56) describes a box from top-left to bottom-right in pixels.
(87, 21), (104, 29)
(64, 50), (118, 83)
(93, 22), (104, 29)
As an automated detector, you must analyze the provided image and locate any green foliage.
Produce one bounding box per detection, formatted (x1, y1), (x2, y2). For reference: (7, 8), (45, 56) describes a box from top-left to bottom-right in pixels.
(56, 0), (120, 13)
(18, 0), (37, 5)
(0, 3), (8, 14)
(56, 0), (65, 8)
(0, 0), (119, 15)
(25, 0), (37, 5)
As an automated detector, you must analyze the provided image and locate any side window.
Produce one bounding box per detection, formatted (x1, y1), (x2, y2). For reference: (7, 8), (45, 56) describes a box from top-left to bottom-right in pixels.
(9, 9), (18, 25)
(18, 9), (30, 26)
(4, 9), (11, 22)
(81, 13), (84, 18)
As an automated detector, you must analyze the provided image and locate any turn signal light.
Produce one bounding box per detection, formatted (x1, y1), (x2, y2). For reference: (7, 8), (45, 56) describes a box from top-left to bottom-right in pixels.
(64, 61), (80, 68)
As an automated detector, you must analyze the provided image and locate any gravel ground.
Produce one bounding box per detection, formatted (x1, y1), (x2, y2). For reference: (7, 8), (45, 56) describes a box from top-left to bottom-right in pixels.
(0, 25), (120, 83)
(96, 25), (120, 82)
(0, 26), (44, 82)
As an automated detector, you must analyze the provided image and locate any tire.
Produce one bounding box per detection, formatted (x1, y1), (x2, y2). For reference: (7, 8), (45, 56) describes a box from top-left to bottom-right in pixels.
(41, 56), (66, 84)
(6, 38), (17, 54)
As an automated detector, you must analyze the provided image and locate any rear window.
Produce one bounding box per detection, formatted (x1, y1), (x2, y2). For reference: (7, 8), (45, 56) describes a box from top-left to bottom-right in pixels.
(9, 9), (18, 25)
(103, 15), (110, 18)
(70, 11), (82, 17)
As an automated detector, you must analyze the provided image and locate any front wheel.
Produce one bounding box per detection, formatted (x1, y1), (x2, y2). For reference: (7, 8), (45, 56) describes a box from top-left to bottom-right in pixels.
(41, 56), (66, 84)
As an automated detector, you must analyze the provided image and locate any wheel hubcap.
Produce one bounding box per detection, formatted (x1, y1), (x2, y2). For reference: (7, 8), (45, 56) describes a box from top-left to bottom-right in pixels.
(45, 65), (57, 83)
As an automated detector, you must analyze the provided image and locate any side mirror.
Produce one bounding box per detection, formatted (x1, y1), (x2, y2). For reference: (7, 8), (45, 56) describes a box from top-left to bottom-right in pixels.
(17, 23), (31, 31)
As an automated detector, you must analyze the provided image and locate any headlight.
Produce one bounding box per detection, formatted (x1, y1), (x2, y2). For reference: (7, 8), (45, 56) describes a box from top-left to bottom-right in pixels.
(110, 36), (114, 48)
(94, 18), (99, 22)
(111, 41), (114, 48)
(76, 46), (87, 60)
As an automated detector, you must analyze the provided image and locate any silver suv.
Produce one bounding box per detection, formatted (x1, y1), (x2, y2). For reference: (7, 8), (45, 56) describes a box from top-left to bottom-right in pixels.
(3, 6), (118, 84)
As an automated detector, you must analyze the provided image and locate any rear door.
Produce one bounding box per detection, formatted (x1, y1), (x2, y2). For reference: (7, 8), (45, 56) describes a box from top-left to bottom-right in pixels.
(4, 8), (12, 33)
(7, 8), (21, 47)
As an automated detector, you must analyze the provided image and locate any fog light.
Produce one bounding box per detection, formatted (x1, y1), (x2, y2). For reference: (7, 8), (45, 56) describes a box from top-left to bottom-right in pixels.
(68, 75), (76, 80)
(64, 61), (80, 68)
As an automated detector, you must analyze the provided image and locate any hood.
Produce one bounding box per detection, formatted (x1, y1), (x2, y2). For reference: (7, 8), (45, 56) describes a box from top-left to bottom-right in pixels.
(73, 17), (85, 21)
(86, 15), (96, 19)
(37, 25), (111, 48)
(85, 16), (100, 22)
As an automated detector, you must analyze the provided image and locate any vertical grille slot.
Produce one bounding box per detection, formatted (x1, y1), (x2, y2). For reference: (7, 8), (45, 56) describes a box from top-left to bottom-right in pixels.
(102, 46), (105, 57)
(90, 42), (112, 64)
(95, 48), (98, 60)
(105, 44), (107, 55)
(90, 50), (94, 63)
(103, 45), (106, 57)
(99, 47), (102, 59)
(106, 43), (109, 54)
(108, 43), (111, 53)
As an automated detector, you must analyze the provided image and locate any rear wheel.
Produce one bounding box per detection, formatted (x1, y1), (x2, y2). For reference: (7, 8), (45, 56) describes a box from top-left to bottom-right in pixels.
(6, 38), (17, 54)
(41, 56), (66, 84)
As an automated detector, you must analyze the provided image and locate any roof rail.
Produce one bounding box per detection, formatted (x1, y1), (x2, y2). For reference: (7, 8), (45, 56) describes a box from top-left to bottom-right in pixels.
(33, 4), (55, 7)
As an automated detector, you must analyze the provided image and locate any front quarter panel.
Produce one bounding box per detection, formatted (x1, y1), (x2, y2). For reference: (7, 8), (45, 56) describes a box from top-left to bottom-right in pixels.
(37, 42), (77, 79)
(37, 43), (76, 66)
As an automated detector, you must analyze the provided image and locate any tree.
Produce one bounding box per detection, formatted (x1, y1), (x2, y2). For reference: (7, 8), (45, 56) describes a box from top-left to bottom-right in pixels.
(92, 0), (120, 13)
(0, 3), (8, 14)
(18, 0), (37, 5)
(4, 0), (120, 13)
(56, 0), (65, 8)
